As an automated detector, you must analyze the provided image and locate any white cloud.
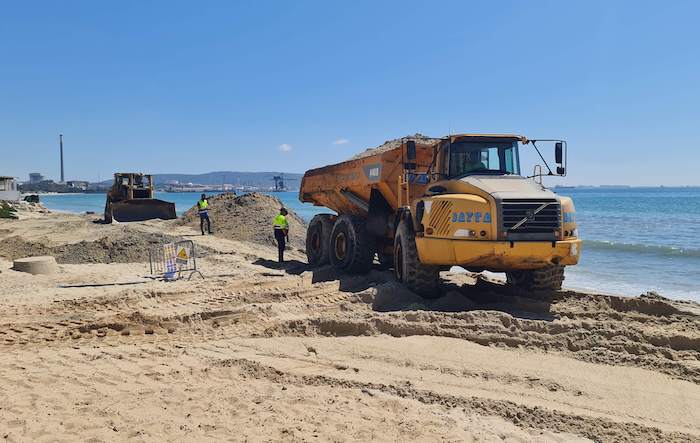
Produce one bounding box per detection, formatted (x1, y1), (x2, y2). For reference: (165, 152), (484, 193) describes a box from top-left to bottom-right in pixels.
(333, 138), (350, 145)
(278, 143), (292, 152)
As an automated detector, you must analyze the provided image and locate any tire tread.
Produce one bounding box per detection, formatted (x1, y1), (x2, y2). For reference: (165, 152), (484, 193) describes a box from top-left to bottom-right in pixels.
(395, 221), (440, 297)
(306, 214), (334, 266)
(329, 215), (374, 273)
(506, 265), (565, 290)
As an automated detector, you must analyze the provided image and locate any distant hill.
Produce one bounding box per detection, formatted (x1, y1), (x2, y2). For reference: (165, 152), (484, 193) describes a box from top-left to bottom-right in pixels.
(97, 171), (303, 189)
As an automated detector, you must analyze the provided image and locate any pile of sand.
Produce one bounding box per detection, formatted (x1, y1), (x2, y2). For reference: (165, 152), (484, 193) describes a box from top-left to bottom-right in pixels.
(178, 192), (307, 249)
(351, 133), (442, 160)
(0, 231), (183, 264)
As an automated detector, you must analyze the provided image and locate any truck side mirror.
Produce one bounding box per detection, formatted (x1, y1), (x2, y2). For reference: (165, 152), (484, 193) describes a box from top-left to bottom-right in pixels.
(555, 142), (563, 164)
(405, 140), (417, 170)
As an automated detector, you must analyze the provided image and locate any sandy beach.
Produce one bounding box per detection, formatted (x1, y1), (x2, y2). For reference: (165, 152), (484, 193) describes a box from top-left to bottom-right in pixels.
(0, 208), (699, 442)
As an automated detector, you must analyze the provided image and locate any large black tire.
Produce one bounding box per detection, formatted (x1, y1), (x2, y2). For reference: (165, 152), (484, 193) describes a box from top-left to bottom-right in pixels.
(306, 214), (334, 266)
(506, 265), (565, 290)
(393, 220), (440, 297)
(377, 252), (394, 270)
(329, 215), (375, 273)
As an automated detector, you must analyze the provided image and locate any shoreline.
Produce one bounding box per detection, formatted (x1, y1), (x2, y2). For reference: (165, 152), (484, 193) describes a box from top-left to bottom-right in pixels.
(21, 191), (93, 196)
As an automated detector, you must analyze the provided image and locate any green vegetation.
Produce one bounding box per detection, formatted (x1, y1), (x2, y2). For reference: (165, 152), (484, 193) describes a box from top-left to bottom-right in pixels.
(0, 202), (18, 219)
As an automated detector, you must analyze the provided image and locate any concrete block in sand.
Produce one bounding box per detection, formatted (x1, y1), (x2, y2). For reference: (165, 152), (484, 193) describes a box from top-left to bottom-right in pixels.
(12, 256), (58, 275)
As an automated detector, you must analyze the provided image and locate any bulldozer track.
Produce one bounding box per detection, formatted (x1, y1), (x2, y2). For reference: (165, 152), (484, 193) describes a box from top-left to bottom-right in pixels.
(2, 271), (697, 389)
(0, 275), (354, 349)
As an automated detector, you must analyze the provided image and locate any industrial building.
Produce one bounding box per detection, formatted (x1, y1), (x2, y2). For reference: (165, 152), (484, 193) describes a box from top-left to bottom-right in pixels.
(29, 172), (45, 184)
(0, 176), (20, 201)
(66, 180), (89, 190)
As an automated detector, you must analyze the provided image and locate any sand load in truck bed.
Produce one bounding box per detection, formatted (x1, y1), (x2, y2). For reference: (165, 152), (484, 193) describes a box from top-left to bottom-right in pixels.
(300, 134), (439, 217)
(350, 133), (441, 160)
(178, 192), (307, 249)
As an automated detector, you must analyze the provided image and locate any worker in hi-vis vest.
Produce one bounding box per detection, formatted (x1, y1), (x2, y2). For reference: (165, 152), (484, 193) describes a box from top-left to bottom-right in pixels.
(273, 207), (289, 262)
(197, 194), (212, 235)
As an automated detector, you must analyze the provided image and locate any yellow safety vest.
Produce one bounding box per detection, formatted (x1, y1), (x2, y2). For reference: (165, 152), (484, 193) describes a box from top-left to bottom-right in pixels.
(273, 214), (288, 229)
(198, 199), (209, 210)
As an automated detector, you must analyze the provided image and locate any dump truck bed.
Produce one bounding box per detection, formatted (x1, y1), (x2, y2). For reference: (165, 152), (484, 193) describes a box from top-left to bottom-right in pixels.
(299, 142), (436, 216)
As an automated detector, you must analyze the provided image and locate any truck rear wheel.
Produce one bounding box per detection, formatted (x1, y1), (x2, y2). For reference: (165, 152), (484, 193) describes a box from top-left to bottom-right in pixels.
(394, 220), (440, 297)
(329, 215), (375, 273)
(506, 265), (565, 291)
(306, 214), (334, 266)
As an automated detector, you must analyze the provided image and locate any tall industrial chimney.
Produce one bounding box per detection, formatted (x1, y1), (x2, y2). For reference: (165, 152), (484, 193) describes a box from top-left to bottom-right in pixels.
(59, 134), (64, 183)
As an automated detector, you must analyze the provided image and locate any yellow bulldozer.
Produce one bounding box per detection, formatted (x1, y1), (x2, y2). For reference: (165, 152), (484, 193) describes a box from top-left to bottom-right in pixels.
(299, 134), (581, 296)
(104, 173), (176, 223)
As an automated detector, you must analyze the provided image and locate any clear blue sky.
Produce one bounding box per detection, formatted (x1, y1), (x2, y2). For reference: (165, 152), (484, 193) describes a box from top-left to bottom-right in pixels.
(1, 1), (698, 186)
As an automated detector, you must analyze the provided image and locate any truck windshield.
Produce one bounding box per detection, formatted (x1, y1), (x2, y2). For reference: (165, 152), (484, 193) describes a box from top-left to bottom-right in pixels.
(448, 141), (520, 178)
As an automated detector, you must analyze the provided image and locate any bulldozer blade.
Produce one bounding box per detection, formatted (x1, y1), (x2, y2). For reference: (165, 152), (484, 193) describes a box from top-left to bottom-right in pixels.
(110, 199), (177, 222)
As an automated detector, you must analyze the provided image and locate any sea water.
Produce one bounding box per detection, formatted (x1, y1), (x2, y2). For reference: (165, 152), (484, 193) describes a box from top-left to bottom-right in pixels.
(38, 188), (700, 302)
(555, 187), (699, 301)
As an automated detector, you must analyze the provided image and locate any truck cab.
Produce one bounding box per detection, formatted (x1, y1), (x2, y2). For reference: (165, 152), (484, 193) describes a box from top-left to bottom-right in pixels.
(406, 135), (580, 287)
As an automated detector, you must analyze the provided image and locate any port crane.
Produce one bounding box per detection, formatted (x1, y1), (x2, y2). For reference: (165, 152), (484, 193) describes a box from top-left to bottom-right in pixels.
(271, 174), (297, 192)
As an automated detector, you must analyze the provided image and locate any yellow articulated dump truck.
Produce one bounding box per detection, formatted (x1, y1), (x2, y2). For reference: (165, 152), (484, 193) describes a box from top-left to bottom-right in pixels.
(299, 134), (581, 297)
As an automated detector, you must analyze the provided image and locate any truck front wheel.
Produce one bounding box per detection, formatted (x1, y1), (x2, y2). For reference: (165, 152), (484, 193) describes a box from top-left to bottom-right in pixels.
(506, 265), (565, 291)
(394, 221), (440, 297)
(329, 215), (375, 273)
(306, 214), (334, 266)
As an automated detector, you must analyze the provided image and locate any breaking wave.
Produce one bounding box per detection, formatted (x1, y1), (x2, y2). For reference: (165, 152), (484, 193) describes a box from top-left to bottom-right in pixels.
(583, 240), (700, 258)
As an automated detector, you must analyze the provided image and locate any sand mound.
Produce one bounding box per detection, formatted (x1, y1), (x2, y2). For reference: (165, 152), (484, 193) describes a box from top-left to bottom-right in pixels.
(0, 231), (183, 264)
(351, 133), (442, 160)
(178, 192), (307, 249)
